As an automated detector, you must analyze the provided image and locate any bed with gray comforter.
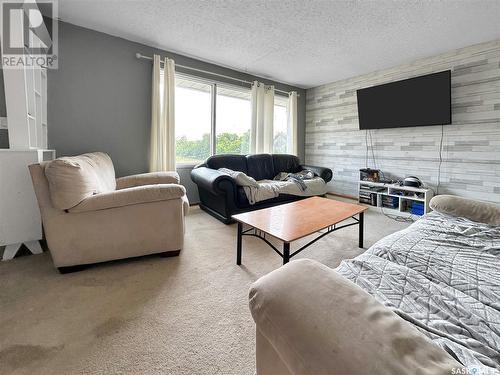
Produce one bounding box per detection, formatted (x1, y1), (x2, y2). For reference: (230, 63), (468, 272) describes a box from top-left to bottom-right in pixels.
(336, 210), (500, 374)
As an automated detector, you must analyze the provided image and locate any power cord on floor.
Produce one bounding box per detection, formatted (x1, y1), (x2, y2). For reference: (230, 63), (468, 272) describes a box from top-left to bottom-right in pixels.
(380, 206), (416, 223)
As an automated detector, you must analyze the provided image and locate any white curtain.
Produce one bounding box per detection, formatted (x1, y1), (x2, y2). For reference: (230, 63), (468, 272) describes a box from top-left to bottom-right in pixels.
(287, 91), (298, 155)
(250, 81), (274, 154)
(150, 55), (176, 172)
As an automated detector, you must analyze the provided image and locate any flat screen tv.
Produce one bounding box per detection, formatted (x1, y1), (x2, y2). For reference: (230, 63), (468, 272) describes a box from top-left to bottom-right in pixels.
(357, 70), (451, 130)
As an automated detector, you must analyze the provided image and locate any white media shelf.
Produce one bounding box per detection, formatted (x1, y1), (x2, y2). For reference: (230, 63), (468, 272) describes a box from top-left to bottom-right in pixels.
(358, 181), (433, 217)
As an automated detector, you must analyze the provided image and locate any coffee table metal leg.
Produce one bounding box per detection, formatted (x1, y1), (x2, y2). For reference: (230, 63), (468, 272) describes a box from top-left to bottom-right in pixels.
(358, 212), (364, 248)
(237, 222), (243, 265)
(283, 242), (290, 265)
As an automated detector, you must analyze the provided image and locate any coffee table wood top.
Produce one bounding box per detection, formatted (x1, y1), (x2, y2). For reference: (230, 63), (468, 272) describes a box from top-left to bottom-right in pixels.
(232, 197), (367, 243)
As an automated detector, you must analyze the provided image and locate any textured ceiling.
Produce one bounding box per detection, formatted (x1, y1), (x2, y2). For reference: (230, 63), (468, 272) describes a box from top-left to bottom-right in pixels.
(58, 0), (500, 88)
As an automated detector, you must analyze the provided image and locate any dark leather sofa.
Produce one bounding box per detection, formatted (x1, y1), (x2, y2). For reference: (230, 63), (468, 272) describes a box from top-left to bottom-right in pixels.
(190, 154), (333, 224)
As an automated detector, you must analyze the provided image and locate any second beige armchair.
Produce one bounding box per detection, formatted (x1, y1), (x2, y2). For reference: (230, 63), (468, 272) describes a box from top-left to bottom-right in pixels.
(29, 152), (188, 273)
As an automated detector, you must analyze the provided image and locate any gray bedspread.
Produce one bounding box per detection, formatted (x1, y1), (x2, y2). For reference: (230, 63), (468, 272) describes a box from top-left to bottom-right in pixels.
(336, 211), (500, 374)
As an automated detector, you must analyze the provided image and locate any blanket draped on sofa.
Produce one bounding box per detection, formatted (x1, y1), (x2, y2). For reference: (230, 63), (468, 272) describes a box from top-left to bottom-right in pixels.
(218, 168), (327, 204)
(336, 211), (500, 374)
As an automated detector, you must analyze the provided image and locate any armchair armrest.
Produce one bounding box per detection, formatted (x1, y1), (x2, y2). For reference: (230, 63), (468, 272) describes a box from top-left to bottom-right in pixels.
(249, 259), (462, 375)
(68, 184), (186, 213)
(116, 171), (180, 189)
(300, 164), (332, 183)
(190, 167), (236, 195)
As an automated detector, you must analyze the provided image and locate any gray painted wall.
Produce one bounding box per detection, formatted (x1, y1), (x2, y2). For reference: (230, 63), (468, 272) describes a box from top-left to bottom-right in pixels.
(46, 21), (306, 203)
(0, 68), (5, 116)
(306, 39), (500, 203)
(0, 59), (8, 148)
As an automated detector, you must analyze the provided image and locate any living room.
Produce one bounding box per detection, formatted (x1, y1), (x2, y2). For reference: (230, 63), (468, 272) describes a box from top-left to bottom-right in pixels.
(0, 1), (499, 374)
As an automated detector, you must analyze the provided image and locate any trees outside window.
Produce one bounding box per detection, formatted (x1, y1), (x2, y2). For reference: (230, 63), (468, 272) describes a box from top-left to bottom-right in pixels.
(175, 77), (212, 163)
(175, 74), (291, 164)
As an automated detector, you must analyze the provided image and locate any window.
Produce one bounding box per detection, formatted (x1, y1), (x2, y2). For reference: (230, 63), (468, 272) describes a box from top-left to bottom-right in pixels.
(216, 86), (251, 155)
(273, 96), (288, 154)
(175, 77), (212, 164)
(175, 75), (252, 164)
(174, 74), (291, 164)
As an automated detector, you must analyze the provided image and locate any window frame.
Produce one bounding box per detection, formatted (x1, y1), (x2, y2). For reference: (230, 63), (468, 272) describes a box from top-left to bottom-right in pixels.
(174, 72), (288, 167)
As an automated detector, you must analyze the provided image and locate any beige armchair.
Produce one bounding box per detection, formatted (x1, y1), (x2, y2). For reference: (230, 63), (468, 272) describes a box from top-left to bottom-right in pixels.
(29, 152), (189, 273)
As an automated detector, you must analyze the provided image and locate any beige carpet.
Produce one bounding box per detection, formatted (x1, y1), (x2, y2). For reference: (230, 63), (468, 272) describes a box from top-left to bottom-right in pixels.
(0, 199), (409, 375)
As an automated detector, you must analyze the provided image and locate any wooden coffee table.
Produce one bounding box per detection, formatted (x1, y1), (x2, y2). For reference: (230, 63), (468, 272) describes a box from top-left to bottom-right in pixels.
(232, 196), (367, 265)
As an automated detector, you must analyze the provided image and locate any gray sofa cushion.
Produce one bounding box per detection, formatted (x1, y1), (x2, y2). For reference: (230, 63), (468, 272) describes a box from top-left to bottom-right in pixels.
(430, 195), (500, 226)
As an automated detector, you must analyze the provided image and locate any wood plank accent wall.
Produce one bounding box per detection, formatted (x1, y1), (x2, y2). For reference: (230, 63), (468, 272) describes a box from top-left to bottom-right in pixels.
(305, 39), (500, 203)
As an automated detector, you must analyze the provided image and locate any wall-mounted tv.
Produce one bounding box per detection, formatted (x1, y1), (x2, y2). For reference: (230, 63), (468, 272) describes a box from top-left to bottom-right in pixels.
(356, 70), (451, 130)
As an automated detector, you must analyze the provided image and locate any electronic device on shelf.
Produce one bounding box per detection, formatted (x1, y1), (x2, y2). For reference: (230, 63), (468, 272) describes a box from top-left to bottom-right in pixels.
(402, 176), (423, 188)
(358, 190), (377, 206)
(359, 168), (380, 182)
(379, 178), (395, 184)
(381, 195), (399, 209)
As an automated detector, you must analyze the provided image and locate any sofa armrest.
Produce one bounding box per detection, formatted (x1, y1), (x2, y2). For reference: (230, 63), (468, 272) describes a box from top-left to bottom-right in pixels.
(300, 164), (332, 183)
(190, 167), (236, 195)
(68, 184), (186, 213)
(430, 195), (500, 226)
(249, 259), (462, 375)
(116, 171), (180, 189)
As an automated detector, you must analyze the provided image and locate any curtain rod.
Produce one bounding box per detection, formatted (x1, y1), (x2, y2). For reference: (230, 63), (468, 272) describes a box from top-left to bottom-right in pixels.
(135, 53), (298, 97)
